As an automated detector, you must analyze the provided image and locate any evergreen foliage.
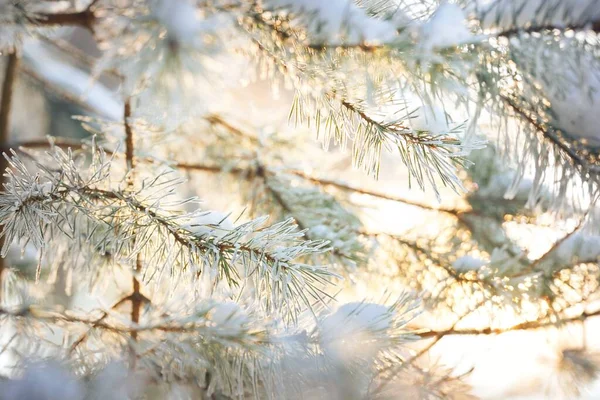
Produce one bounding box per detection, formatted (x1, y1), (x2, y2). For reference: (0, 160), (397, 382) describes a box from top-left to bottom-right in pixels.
(0, 0), (600, 398)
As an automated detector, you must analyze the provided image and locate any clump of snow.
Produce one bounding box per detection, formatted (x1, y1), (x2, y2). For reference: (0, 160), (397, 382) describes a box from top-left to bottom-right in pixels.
(419, 2), (471, 50)
(310, 224), (333, 238)
(24, 41), (123, 121)
(551, 233), (600, 267)
(0, 362), (84, 400)
(466, 145), (552, 211)
(209, 301), (249, 333)
(479, 172), (531, 200)
(0, 361), (144, 400)
(265, 0), (399, 43)
(409, 104), (449, 134)
(85, 363), (143, 399)
(319, 302), (393, 363)
(149, 0), (201, 46)
(185, 211), (234, 240)
(453, 255), (487, 272)
(97, 0), (234, 128)
(34, 181), (54, 197)
(509, 32), (600, 144)
(310, 224), (344, 248)
(546, 59), (600, 145)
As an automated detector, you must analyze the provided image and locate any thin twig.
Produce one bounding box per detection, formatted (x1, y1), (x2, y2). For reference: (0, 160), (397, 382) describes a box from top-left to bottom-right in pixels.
(512, 215), (588, 278)
(371, 298), (488, 395)
(124, 98), (143, 368)
(415, 307), (600, 338)
(289, 169), (467, 215)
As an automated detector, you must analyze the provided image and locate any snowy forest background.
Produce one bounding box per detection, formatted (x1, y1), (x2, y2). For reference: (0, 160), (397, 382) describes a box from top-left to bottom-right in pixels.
(2, 0), (600, 399)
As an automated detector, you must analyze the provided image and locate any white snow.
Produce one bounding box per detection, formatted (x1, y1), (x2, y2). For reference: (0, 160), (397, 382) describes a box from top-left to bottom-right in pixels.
(553, 233), (600, 265)
(409, 104), (449, 134)
(511, 33), (600, 144)
(210, 302), (249, 332)
(478, 171), (533, 202)
(36, 181), (54, 197)
(545, 59), (600, 145)
(419, 2), (471, 50)
(265, 0), (398, 43)
(149, 0), (201, 46)
(453, 255), (487, 272)
(320, 302), (392, 338)
(319, 302), (393, 363)
(0, 362), (84, 400)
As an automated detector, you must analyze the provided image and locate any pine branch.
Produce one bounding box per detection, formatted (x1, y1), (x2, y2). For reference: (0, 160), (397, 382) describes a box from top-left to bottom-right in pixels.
(289, 170), (467, 216)
(373, 298), (488, 395)
(512, 218), (588, 278)
(416, 307), (600, 338)
(253, 165), (362, 264)
(366, 232), (472, 284)
(2, 138), (230, 175)
(304, 94), (469, 192)
(6, 135), (471, 218)
(124, 100), (135, 173)
(0, 55), (18, 149)
(205, 114), (259, 145)
(494, 20), (600, 37)
(0, 52), (19, 304)
(249, 20), (471, 191)
(501, 95), (600, 175)
(0, 148), (334, 318)
(0, 303), (269, 345)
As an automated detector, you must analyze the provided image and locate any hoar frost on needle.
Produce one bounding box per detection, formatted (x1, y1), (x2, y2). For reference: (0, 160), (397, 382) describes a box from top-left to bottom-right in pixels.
(264, 0), (400, 44)
(318, 300), (418, 364)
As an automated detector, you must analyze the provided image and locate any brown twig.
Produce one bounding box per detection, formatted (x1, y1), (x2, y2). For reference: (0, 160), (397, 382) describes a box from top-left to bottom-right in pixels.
(371, 298), (488, 395)
(289, 169), (467, 216)
(30, 0), (99, 33)
(68, 291), (142, 355)
(415, 307), (600, 339)
(511, 215), (588, 278)
(124, 98), (144, 368)
(32, 10), (95, 32)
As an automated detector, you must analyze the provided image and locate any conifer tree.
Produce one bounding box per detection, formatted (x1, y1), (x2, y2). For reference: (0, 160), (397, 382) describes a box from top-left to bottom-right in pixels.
(0, 0), (600, 398)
